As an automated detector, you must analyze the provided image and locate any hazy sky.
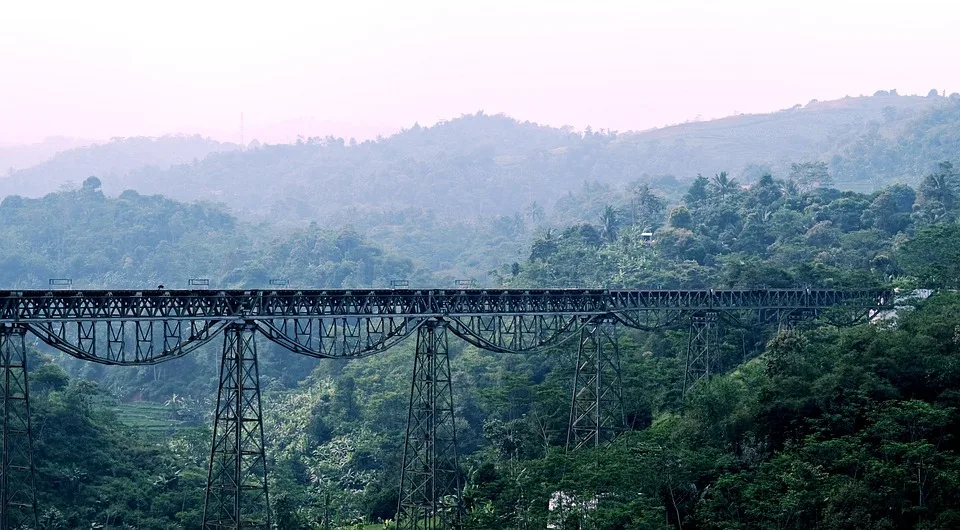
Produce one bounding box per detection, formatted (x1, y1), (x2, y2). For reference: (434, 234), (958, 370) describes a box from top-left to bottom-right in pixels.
(2, 0), (958, 144)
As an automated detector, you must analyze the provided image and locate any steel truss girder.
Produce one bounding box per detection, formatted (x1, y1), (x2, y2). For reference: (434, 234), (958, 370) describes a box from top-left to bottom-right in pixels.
(605, 288), (888, 312)
(0, 288), (889, 322)
(203, 324), (270, 530)
(0, 289), (889, 364)
(567, 319), (625, 451)
(397, 319), (463, 530)
(0, 326), (38, 530)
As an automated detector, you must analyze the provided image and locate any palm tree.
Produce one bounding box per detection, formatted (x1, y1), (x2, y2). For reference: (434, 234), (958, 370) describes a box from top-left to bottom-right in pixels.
(919, 171), (955, 211)
(530, 228), (557, 261)
(711, 171), (739, 200)
(534, 227), (555, 242)
(599, 205), (619, 243)
(525, 201), (545, 223)
(781, 179), (801, 199)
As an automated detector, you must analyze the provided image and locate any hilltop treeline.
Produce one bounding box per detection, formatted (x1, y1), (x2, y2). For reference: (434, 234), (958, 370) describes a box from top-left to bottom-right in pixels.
(0, 135), (237, 197)
(6, 95), (960, 223)
(503, 162), (960, 292)
(0, 176), (422, 290)
(111, 99), (960, 223)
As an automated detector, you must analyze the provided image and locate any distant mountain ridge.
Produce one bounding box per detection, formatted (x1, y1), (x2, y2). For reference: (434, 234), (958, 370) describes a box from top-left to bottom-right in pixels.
(0, 135), (238, 198)
(109, 94), (960, 222)
(2, 93), (959, 220)
(623, 93), (958, 188)
(0, 136), (93, 173)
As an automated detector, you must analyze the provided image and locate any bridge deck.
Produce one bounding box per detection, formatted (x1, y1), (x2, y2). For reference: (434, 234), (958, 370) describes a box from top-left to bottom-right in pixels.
(0, 288), (892, 322)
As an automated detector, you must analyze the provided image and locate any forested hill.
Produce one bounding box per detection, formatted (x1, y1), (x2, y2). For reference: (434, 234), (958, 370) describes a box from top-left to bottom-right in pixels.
(102, 94), (960, 225)
(2, 93), (959, 227)
(0, 177), (424, 289)
(0, 136), (92, 173)
(0, 135), (238, 198)
(629, 92), (960, 188)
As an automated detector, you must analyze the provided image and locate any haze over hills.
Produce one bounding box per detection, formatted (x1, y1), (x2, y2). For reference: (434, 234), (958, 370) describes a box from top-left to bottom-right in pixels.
(120, 94), (960, 209)
(0, 136), (93, 173)
(622, 92), (958, 187)
(2, 91), (956, 283)
(0, 135), (239, 198)
(3, 92), (958, 212)
(183, 116), (399, 146)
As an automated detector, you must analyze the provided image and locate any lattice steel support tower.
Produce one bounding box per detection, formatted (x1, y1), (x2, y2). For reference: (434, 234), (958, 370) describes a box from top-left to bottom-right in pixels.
(396, 319), (463, 530)
(0, 326), (37, 530)
(683, 311), (720, 397)
(567, 318), (625, 451)
(203, 323), (271, 530)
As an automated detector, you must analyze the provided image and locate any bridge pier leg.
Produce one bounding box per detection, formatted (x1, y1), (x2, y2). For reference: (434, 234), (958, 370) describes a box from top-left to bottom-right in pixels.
(567, 318), (625, 451)
(396, 319), (463, 530)
(0, 326), (38, 530)
(203, 323), (271, 530)
(683, 311), (720, 397)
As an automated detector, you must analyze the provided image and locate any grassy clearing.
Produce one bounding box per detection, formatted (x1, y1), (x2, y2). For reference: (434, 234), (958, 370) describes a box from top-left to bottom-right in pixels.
(110, 401), (184, 436)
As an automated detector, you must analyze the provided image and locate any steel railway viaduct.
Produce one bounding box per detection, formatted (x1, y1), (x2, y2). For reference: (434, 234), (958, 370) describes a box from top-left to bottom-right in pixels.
(0, 287), (891, 529)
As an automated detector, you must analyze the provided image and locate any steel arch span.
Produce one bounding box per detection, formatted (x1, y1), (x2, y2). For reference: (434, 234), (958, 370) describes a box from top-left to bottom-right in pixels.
(0, 286), (892, 530)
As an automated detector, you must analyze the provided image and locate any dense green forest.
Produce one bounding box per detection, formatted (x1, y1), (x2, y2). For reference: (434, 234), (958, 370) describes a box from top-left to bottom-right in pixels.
(4, 148), (960, 528)
(0, 176), (421, 290)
